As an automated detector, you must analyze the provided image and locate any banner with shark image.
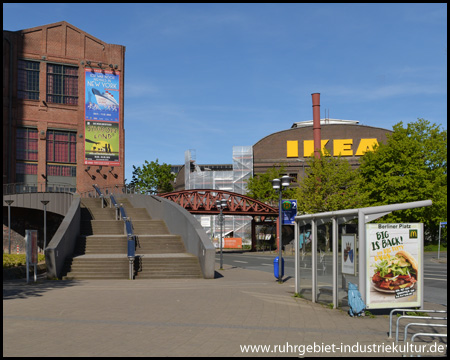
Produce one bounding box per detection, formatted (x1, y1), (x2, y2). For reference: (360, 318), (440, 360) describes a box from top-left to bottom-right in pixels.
(85, 69), (120, 122)
(84, 69), (121, 165)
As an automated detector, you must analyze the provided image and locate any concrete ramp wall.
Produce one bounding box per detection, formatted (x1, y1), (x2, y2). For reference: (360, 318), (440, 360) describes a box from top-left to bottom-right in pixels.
(45, 196), (81, 279)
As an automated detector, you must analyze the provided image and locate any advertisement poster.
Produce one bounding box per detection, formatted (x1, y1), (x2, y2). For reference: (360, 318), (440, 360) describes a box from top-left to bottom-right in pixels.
(366, 223), (423, 309)
(342, 234), (356, 275)
(85, 69), (120, 122)
(282, 200), (297, 225)
(84, 121), (120, 165)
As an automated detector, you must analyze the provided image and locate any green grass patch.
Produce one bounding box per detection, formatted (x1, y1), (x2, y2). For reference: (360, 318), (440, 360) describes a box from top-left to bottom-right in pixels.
(424, 244), (447, 252)
(3, 254), (45, 268)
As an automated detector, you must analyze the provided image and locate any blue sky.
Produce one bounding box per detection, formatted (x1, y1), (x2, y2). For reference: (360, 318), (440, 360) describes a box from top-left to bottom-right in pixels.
(3, 3), (447, 182)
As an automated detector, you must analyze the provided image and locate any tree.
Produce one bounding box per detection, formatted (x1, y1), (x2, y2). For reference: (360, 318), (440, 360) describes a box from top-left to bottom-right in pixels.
(129, 159), (175, 194)
(294, 153), (367, 214)
(245, 165), (296, 205)
(358, 118), (447, 242)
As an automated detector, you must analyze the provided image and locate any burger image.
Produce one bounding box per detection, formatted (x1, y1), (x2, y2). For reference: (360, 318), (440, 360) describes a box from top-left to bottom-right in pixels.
(371, 250), (418, 292)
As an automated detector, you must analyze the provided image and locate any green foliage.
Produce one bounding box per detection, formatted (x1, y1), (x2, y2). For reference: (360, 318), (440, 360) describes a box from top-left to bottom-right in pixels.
(294, 153), (367, 214)
(3, 254), (45, 268)
(245, 165), (296, 204)
(358, 119), (447, 241)
(129, 159), (175, 194)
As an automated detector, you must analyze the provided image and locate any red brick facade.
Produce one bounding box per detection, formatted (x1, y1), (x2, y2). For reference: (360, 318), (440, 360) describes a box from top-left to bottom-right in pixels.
(3, 21), (125, 193)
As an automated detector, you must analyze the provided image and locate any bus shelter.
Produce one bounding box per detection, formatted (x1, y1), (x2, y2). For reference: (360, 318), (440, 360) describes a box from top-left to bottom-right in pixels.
(293, 200), (432, 309)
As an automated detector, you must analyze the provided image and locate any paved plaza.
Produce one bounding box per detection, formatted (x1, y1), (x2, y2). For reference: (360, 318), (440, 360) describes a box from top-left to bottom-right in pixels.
(3, 262), (447, 357)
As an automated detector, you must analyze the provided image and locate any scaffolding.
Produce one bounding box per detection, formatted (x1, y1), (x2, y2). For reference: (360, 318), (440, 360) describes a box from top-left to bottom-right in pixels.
(184, 147), (253, 246)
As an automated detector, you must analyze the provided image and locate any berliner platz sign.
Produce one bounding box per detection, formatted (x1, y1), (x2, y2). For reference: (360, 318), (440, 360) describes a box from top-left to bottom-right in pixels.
(293, 200), (431, 310)
(366, 223), (423, 309)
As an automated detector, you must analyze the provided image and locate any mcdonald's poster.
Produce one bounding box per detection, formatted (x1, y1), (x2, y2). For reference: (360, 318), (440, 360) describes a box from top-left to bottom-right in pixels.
(84, 121), (120, 165)
(85, 69), (120, 122)
(366, 223), (423, 309)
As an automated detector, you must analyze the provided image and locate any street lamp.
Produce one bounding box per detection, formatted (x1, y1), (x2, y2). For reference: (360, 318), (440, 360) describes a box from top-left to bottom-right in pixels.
(216, 198), (228, 270)
(5, 200), (14, 254)
(272, 175), (293, 283)
(41, 200), (50, 251)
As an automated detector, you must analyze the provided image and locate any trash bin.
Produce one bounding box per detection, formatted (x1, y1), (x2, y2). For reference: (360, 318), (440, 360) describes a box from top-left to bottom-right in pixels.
(273, 256), (284, 279)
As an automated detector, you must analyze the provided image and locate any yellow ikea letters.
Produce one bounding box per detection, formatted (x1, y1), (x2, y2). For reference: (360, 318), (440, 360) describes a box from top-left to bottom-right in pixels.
(286, 138), (379, 158)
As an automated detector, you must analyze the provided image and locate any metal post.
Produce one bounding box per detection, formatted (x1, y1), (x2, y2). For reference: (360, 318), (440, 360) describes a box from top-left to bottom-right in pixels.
(5, 200), (14, 254)
(332, 216), (338, 309)
(220, 208), (223, 270)
(294, 219), (300, 295)
(41, 200), (49, 251)
(278, 189), (283, 283)
(438, 222), (442, 260)
(312, 218), (317, 302)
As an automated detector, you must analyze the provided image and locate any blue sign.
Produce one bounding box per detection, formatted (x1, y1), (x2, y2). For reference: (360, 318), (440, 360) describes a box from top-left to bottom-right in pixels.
(282, 199), (297, 225)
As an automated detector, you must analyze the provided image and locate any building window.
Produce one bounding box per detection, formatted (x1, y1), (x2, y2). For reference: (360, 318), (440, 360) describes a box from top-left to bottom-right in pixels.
(46, 64), (78, 105)
(47, 164), (76, 177)
(16, 128), (38, 161)
(17, 60), (40, 100)
(46, 130), (77, 163)
(16, 162), (38, 175)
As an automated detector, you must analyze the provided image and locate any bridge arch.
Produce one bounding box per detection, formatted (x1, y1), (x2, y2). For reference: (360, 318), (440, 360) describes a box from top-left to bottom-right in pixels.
(160, 189), (279, 251)
(159, 189), (278, 216)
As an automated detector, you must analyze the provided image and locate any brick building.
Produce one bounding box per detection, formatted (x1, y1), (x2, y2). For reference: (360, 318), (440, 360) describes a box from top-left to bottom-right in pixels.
(253, 119), (393, 182)
(3, 21), (125, 194)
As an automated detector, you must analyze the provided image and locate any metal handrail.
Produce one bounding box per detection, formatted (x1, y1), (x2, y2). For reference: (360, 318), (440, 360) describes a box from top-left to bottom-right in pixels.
(109, 194), (120, 220)
(92, 184), (107, 208)
(395, 315), (447, 344)
(411, 333), (447, 342)
(402, 323), (447, 342)
(92, 186), (136, 280)
(389, 308), (447, 338)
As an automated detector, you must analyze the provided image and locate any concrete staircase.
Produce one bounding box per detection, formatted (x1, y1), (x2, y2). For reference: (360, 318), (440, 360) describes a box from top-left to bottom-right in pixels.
(62, 197), (203, 280)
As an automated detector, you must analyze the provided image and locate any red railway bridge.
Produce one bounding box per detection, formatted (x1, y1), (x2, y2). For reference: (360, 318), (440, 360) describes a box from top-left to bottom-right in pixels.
(159, 189), (280, 250)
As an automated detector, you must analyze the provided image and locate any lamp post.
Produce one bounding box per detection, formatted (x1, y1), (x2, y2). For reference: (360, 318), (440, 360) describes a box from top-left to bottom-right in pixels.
(272, 175), (293, 283)
(5, 200), (14, 254)
(216, 198), (228, 270)
(41, 200), (50, 251)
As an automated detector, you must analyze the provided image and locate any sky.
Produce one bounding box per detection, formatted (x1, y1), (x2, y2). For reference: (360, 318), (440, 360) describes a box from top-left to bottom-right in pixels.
(3, 3), (447, 182)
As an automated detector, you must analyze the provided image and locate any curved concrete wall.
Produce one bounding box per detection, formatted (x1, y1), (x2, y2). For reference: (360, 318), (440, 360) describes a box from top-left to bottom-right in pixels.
(44, 196), (81, 279)
(3, 192), (74, 216)
(117, 193), (215, 279)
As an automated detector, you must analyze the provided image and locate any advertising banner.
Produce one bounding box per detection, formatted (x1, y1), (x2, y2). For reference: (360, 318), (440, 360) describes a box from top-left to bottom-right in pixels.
(366, 223), (423, 309)
(84, 121), (120, 165)
(85, 69), (120, 122)
(282, 200), (297, 225)
(342, 234), (356, 275)
(224, 238), (242, 249)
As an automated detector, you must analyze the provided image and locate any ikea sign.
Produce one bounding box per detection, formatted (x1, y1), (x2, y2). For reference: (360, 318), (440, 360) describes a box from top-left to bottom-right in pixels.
(286, 138), (379, 158)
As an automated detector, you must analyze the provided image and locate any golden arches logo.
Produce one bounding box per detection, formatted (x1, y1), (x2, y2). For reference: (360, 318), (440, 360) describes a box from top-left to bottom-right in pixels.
(409, 229), (418, 239)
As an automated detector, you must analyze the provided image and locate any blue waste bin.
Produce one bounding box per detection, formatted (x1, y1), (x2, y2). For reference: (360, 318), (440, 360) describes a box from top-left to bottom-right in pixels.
(273, 256), (284, 279)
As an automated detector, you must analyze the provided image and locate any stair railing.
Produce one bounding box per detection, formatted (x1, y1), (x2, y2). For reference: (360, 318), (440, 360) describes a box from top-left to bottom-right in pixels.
(92, 184), (107, 208)
(109, 194), (136, 280)
(109, 194), (121, 221)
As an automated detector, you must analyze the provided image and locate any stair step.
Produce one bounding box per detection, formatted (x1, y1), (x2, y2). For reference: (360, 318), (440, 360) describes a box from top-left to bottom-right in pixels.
(67, 197), (204, 279)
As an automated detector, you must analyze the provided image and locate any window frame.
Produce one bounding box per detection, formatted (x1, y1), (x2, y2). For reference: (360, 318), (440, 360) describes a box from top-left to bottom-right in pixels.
(46, 63), (79, 105)
(17, 59), (40, 100)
